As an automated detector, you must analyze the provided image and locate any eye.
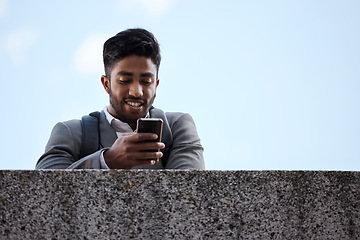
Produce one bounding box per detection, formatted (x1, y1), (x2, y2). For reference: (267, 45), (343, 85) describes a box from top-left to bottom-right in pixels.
(141, 80), (152, 86)
(118, 79), (131, 84)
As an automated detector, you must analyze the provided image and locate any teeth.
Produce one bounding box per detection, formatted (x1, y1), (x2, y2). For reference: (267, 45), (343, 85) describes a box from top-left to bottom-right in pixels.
(127, 102), (141, 107)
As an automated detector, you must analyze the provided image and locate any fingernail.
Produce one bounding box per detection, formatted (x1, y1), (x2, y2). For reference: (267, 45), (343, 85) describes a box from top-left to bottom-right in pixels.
(150, 160), (156, 165)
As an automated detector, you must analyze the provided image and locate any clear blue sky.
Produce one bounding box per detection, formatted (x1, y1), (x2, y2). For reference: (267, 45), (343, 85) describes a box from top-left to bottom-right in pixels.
(1, 0), (359, 170)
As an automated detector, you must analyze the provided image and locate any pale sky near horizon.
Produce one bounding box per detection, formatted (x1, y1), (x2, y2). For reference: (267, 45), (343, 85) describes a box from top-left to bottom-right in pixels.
(0, 0), (359, 170)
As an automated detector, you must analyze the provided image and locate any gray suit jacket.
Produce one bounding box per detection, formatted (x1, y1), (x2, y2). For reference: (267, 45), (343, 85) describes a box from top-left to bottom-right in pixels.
(36, 108), (204, 169)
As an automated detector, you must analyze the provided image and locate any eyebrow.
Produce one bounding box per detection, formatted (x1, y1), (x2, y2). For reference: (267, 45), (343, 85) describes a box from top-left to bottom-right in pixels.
(116, 71), (133, 77)
(140, 72), (155, 78)
(116, 71), (155, 78)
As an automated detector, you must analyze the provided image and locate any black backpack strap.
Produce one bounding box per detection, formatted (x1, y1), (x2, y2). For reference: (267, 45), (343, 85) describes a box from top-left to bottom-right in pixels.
(79, 111), (101, 159)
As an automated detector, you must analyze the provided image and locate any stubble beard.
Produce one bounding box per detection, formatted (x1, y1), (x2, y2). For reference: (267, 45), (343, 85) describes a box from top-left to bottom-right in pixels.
(109, 88), (156, 124)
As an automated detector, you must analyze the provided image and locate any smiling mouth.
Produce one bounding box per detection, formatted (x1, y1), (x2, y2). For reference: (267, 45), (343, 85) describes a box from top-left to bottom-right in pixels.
(125, 100), (144, 108)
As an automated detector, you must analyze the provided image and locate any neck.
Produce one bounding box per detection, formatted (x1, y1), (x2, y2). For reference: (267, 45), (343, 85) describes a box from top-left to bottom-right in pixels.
(129, 123), (136, 131)
(106, 106), (137, 131)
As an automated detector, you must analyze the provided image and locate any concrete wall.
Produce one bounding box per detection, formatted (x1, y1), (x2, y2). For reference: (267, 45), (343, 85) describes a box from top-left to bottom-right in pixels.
(0, 170), (359, 239)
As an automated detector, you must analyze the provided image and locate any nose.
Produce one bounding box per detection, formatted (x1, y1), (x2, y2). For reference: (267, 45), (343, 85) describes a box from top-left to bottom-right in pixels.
(128, 82), (143, 98)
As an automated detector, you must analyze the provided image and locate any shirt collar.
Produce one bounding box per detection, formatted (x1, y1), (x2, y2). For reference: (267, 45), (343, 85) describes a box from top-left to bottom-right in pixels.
(104, 106), (150, 133)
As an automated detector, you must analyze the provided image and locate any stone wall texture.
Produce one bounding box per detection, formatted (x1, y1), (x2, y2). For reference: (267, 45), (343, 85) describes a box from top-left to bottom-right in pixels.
(0, 170), (359, 239)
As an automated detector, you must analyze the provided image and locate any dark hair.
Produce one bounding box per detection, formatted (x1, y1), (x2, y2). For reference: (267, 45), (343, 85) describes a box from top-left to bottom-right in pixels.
(103, 28), (161, 78)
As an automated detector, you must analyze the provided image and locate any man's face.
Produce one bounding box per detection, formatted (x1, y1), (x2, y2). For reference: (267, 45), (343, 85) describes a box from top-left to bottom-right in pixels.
(101, 55), (159, 128)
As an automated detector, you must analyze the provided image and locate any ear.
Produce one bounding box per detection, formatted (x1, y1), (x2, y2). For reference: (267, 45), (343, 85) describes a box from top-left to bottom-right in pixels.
(101, 75), (110, 94)
(156, 79), (160, 88)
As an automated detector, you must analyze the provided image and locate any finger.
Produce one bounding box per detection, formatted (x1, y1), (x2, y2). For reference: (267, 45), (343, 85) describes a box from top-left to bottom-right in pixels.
(116, 132), (135, 141)
(116, 132), (154, 144)
(134, 158), (160, 167)
(121, 132), (135, 136)
(133, 133), (159, 142)
(126, 151), (162, 167)
(121, 141), (164, 153)
(132, 151), (163, 161)
(138, 142), (165, 151)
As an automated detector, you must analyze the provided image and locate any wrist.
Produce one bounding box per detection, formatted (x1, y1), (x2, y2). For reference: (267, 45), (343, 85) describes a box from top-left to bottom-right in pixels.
(100, 148), (110, 169)
(103, 148), (115, 169)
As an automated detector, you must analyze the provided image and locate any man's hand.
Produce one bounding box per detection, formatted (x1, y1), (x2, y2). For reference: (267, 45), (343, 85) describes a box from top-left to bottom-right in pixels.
(103, 132), (165, 169)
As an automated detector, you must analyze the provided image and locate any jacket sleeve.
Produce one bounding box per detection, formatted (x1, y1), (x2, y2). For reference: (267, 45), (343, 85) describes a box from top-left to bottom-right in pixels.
(36, 120), (102, 169)
(165, 113), (205, 170)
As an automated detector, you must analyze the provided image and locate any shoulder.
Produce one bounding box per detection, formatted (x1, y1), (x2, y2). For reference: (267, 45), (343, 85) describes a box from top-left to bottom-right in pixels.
(150, 107), (186, 122)
(165, 112), (194, 128)
(57, 111), (104, 131)
(47, 120), (82, 147)
(151, 107), (195, 129)
(57, 119), (81, 133)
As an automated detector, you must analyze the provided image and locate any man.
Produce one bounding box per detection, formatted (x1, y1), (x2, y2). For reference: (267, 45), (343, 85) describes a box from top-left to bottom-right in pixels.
(36, 28), (204, 170)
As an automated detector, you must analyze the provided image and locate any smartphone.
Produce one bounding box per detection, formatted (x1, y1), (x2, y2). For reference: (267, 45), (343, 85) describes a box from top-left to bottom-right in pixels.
(136, 118), (163, 148)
